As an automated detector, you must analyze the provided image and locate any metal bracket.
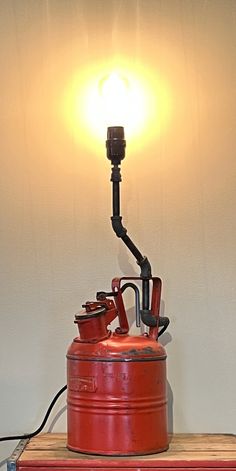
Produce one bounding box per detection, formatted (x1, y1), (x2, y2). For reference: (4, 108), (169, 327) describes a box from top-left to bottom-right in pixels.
(7, 439), (29, 471)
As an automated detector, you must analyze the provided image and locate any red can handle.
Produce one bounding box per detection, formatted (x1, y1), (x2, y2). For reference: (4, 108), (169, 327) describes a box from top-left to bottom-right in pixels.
(111, 277), (162, 339)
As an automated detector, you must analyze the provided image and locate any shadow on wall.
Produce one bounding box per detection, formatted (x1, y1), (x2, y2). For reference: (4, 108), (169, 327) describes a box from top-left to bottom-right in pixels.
(159, 300), (173, 435)
(117, 244), (138, 278)
(0, 458), (8, 470)
(48, 405), (67, 433)
(161, 330), (173, 435)
(0, 439), (19, 470)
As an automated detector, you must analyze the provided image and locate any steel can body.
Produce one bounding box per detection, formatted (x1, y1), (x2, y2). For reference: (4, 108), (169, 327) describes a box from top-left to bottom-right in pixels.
(67, 333), (168, 455)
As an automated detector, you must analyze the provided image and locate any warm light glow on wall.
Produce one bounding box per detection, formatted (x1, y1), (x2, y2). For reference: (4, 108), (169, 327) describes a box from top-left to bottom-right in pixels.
(88, 70), (146, 137)
(62, 59), (171, 154)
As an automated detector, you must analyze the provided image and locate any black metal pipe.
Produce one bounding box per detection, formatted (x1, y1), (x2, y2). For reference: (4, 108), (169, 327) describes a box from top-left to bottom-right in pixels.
(121, 234), (144, 264)
(112, 181), (120, 216)
(142, 279), (150, 310)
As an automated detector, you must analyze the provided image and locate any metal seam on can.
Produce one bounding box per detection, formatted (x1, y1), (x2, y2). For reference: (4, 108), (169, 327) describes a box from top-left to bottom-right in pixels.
(67, 355), (166, 362)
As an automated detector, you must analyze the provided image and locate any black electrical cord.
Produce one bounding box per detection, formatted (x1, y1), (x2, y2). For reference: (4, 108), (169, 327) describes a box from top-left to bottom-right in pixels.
(158, 317), (170, 337)
(0, 384), (67, 442)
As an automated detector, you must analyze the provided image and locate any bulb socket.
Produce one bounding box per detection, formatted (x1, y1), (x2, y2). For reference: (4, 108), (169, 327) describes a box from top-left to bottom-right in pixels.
(106, 126), (126, 165)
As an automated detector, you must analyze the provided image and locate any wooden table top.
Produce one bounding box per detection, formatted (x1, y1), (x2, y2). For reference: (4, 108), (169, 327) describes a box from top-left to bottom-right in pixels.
(16, 433), (236, 468)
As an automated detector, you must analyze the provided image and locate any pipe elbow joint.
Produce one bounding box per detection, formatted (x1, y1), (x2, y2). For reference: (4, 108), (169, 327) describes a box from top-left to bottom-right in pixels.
(138, 256), (152, 278)
(140, 309), (157, 327)
(111, 216), (127, 238)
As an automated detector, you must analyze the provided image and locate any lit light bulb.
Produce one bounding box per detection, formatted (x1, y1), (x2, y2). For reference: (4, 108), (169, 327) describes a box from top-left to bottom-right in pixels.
(83, 69), (147, 141)
(62, 60), (171, 155)
(99, 72), (130, 126)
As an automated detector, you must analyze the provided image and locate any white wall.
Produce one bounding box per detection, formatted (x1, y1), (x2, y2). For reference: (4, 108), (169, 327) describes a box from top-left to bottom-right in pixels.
(0, 0), (236, 465)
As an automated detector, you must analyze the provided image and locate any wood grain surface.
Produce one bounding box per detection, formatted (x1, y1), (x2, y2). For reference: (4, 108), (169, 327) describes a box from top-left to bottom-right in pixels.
(18, 433), (236, 469)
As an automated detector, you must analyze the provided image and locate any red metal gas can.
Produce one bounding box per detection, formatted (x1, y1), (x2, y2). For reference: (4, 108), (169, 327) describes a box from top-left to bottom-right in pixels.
(67, 277), (168, 456)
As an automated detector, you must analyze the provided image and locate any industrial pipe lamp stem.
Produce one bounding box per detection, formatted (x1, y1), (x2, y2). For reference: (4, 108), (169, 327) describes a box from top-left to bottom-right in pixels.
(106, 126), (152, 312)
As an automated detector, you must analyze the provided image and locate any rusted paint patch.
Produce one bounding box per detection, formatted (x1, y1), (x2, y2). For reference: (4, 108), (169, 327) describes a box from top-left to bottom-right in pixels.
(121, 346), (154, 356)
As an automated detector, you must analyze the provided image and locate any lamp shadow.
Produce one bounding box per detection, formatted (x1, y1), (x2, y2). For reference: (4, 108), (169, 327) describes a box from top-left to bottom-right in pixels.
(0, 440), (18, 470)
(48, 405), (67, 432)
(0, 457), (8, 469)
(117, 244), (138, 277)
